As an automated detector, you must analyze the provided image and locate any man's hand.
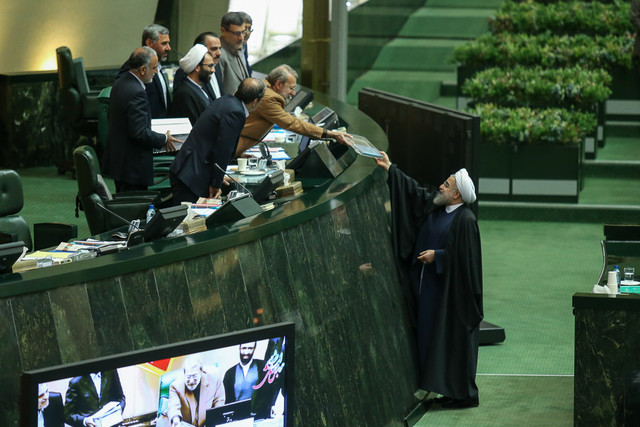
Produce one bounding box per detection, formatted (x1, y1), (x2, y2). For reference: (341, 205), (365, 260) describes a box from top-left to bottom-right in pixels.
(375, 151), (392, 172)
(209, 186), (222, 199)
(222, 176), (233, 186)
(327, 130), (353, 145)
(417, 249), (435, 264)
(84, 418), (97, 427)
(165, 131), (179, 152)
(171, 416), (181, 427)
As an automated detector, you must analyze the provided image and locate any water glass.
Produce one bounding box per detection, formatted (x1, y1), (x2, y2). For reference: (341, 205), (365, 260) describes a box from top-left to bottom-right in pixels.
(624, 267), (635, 282)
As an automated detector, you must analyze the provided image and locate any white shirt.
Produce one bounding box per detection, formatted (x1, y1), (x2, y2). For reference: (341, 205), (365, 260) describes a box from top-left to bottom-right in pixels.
(446, 202), (464, 213)
(90, 372), (101, 399)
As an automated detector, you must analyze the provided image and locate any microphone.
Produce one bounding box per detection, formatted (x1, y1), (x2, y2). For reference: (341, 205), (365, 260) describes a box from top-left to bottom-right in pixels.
(259, 142), (272, 166)
(97, 203), (142, 231)
(214, 163), (254, 197)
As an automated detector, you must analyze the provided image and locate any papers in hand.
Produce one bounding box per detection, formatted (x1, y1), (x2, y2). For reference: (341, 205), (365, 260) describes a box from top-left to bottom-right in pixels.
(90, 401), (123, 427)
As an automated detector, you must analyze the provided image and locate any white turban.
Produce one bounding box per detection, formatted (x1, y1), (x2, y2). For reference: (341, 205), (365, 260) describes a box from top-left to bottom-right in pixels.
(179, 44), (208, 73)
(454, 168), (476, 204)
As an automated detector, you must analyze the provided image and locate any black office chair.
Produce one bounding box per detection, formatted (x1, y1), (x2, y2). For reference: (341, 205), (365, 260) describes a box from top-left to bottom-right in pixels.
(73, 145), (161, 235)
(0, 170), (77, 251)
(56, 46), (101, 174)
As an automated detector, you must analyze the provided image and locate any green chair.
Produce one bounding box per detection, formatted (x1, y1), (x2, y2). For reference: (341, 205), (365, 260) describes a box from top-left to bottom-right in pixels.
(73, 145), (160, 236)
(0, 170), (77, 251)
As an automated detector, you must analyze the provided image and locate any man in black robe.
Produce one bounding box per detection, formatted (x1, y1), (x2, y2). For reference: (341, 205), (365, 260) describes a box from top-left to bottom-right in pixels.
(376, 152), (483, 409)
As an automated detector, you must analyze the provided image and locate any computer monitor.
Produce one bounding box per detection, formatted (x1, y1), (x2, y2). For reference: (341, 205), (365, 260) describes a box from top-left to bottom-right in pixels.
(0, 241), (24, 275)
(252, 169), (285, 203)
(20, 322), (295, 427)
(284, 87), (314, 113)
(311, 107), (339, 130)
(143, 205), (188, 242)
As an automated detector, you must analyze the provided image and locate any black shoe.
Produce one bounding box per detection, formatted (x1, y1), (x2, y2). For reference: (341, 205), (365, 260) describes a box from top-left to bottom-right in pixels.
(441, 398), (479, 409)
(433, 396), (454, 404)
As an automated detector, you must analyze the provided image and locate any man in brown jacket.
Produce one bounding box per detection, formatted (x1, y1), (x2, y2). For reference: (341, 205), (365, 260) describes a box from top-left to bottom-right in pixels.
(236, 64), (351, 157)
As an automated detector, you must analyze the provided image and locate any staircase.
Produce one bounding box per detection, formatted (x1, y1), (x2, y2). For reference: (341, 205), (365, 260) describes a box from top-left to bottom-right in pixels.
(347, 0), (504, 106)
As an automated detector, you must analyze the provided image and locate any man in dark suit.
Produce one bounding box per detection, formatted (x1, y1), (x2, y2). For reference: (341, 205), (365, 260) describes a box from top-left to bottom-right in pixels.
(218, 12), (251, 95)
(64, 370), (126, 427)
(37, 383), (64, 427)
(104, 46), (178, 192)
(169, 78), (266, 203)
(169, 45), (214, 125)
(173, 32), (224, 102)
(118, 24), (172, 118)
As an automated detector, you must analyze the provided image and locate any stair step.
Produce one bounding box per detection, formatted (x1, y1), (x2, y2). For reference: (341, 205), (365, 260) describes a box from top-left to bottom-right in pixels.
(372, 38), (465, 71)
(347, 70), (455, 105)
(349, 7), (416, 37)
(399, 8), (495, 39)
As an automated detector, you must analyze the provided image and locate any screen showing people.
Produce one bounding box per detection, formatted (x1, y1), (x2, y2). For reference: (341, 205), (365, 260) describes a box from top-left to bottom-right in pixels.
(33, 337), (287, 427)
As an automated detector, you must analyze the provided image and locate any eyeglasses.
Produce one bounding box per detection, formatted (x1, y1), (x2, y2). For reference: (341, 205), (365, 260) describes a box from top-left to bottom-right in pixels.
(225, 28), (247, 37)
(201, 63), (215, 69)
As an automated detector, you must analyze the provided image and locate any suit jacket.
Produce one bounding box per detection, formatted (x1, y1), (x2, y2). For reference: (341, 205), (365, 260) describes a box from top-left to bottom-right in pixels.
(237, 80), (324, 156)
(167, 370), (225, 427)
(42, 392), (64, 427)
(64, 371), (126, 427)
(170, 95), (247, 196)
(173, 67), (224, 102)
(118, 60), (170, 118)
(103, 72), (166, 187)
(218, 39), (250, 95)
(168, 79), (212, 125)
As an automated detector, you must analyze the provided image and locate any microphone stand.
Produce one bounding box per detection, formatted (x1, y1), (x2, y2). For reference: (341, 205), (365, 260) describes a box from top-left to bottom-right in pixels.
(214, 163), (254, 198)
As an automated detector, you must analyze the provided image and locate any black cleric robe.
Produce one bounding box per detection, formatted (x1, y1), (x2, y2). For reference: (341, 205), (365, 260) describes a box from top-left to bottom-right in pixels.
(387, 164), (483, 401)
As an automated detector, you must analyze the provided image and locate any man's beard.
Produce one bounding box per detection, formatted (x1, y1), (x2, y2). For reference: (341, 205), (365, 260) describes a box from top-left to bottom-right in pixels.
(433, 192), (448, 206)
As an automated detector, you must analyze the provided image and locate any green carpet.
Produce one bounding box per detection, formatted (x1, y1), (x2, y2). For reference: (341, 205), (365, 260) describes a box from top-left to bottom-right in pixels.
(420, 375), (573, 426)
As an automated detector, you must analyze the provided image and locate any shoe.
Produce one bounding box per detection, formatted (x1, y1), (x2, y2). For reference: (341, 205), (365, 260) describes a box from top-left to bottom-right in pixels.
(441, 398), (479, 409)
(433, 396), (454, 404)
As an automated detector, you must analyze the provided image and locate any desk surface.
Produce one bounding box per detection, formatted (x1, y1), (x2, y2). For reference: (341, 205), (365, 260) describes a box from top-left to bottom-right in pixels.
(0, 92), (388, 297)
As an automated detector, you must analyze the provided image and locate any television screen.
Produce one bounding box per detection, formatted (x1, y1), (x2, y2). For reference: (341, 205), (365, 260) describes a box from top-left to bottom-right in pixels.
(21, 322), (294, 427)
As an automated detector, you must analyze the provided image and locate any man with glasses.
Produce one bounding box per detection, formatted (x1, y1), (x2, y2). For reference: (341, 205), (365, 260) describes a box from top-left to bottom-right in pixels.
(218, 12), (251, 95)
(376, 152), (483, 410)
(236, 64), (352, 157)
(168, 354), (225, 427)
(169, 44), (215, 125)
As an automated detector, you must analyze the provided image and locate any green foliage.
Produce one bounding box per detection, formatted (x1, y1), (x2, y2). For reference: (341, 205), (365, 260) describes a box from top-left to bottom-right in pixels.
(468, 104), (598, 145)
(491, 0), (633, 36)
(462, 66), (612, 109)
(453, 32), (634, 70)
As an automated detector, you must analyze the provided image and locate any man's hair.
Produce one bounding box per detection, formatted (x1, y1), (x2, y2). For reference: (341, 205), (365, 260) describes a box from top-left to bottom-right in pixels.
(237, 11), (253, 25)
(183, 354), (203, 372)
(193, 31), (219, 46)
(142, 24), (170, 45)
(129, 46), (156, 70)
(221, 11), (245, 29)
(235, 78), (266, 104)
(267, 64), (298, 86)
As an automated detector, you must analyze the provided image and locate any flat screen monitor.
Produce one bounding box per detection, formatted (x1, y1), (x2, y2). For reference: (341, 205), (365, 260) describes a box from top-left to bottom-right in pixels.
(143, 205), (188, 242)
(252, 169), (285, 203)
(284, 87), (314, 113)
(311, 107), (339, 130)
(20, 322), (294, 427)
(0, 240), (24, 275)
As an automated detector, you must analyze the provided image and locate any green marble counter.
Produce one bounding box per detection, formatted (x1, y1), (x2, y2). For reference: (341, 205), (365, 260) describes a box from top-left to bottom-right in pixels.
(0, 93), (419, 426)
(574, 292), (640, 425)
